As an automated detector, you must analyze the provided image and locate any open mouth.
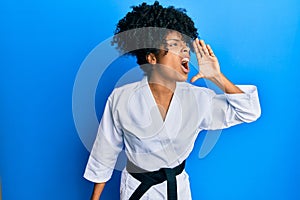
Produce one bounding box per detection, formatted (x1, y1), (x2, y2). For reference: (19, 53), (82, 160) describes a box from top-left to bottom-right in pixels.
(181, 57), (190, 73)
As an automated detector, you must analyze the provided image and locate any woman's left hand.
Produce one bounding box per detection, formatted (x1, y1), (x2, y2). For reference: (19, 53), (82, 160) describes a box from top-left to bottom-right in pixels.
(191, 38), (221, 82)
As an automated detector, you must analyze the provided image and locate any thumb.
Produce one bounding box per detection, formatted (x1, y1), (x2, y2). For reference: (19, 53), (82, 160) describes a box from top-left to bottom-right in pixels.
(190, 73), (204, 83)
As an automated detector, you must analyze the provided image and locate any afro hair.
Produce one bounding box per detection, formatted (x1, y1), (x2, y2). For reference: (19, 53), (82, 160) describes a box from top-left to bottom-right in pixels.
(112, 1), (198, 73)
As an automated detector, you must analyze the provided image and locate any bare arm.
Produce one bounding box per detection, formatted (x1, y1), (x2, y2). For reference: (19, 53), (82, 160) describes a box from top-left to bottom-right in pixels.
(90, 182), (106, 200)
(209, 73), (243, 94)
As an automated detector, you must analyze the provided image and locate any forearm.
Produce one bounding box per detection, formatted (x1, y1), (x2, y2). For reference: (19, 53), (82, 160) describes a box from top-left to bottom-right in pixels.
(209, 73), (244, 94)
(91, 182), (106, 200)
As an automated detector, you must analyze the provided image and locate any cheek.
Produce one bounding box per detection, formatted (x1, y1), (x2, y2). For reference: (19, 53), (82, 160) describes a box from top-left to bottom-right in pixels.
(157, 52), (181, 70)
(165, 54), (180, 66)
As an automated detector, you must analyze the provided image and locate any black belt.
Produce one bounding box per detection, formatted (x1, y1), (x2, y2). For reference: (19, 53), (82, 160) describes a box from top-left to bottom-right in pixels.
(126, 160), (186, 200)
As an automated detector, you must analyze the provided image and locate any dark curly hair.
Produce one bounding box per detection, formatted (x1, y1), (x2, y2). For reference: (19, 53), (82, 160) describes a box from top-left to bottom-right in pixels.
(112, 1), (198, 73)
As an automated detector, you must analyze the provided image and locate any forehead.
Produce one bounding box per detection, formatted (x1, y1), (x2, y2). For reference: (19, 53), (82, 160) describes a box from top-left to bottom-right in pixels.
(165, 31), (183, 40)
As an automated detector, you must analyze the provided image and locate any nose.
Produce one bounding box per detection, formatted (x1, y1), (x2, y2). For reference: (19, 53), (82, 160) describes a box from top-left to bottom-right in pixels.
(181, 44), (190, 55)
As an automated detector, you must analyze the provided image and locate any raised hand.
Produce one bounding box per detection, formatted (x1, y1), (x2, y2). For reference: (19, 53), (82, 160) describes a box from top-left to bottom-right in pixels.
(191, 38), (221, 83)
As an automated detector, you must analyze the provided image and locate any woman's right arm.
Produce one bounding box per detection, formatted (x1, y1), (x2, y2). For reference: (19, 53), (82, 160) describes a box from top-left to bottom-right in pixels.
(84, 92), (124, 198)
(91, 182), (106, 200)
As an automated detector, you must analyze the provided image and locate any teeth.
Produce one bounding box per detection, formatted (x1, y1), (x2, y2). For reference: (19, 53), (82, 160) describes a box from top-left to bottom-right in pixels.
(182, 57), (190, 64)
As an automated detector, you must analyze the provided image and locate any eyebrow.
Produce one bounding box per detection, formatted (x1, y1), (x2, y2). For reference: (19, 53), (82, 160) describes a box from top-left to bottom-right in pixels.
(165, 39), (182, 42)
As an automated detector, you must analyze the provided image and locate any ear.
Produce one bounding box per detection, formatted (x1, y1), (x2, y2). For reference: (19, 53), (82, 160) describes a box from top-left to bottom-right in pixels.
(146, 53), (157, 64)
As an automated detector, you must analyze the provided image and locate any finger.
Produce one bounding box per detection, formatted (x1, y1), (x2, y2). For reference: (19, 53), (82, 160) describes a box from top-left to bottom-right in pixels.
(195, 38), (204, 57)
(195, 38), (205, 57)
(193, 40), (203, 62)
(199, 40), (209, 55)
(206, 44), (215, 57)
(190, 73), (204, 83)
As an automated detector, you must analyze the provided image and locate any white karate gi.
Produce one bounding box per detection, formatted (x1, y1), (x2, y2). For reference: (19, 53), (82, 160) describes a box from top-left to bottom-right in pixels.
(84, 76), (261, 199)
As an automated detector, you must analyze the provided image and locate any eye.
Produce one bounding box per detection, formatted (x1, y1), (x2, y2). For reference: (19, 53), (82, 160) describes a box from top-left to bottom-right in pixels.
(169, 42), (179, 47)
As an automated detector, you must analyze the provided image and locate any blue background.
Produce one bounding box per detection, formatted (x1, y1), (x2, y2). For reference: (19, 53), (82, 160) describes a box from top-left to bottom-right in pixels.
(1, 0), (299, 199)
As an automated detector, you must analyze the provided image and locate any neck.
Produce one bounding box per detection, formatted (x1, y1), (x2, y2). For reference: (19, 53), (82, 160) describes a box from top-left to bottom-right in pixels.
(148, 82), (174, 100)
(147, 73), (176, 95)
(147, 73), (175, 121)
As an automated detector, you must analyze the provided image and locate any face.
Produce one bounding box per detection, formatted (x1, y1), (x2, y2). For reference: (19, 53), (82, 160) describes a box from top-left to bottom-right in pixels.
(152, 31), (190, 82)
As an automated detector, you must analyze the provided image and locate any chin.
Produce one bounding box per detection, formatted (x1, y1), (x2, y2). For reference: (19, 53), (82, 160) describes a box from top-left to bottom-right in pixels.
(176, 74), (188, 82)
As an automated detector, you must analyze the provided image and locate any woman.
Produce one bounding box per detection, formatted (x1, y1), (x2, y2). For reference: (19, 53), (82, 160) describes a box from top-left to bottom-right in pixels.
(84, 2), (261, 199)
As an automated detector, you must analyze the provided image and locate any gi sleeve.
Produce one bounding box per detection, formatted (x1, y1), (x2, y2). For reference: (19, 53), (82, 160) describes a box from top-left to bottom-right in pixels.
(201, 85), (261, 130)
(83, 94), (124, 183)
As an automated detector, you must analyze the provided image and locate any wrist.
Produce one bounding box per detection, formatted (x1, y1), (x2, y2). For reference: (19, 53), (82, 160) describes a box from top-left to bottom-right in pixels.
(208, 72), (223, 83)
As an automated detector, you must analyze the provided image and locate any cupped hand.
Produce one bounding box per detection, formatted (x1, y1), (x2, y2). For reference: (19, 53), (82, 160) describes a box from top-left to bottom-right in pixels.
(191, 38), (221, 83)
